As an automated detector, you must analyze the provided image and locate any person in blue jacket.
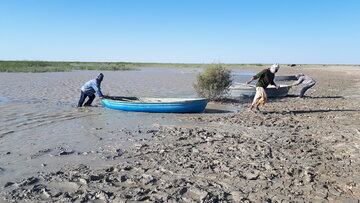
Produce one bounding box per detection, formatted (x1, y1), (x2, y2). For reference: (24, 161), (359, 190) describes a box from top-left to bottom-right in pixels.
(77, 73), (104, 107)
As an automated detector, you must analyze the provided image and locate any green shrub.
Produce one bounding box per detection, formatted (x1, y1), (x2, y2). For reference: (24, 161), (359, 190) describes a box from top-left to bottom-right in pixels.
(193, 63), (232, 101)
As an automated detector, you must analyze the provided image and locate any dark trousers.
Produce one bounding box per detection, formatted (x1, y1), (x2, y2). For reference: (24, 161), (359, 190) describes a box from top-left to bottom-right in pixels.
(77, 91), (95, 107)
(300, 82), (316, 98)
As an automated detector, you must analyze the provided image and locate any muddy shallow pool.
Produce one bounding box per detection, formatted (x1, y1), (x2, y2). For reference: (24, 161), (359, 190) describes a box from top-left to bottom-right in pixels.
(0, 68), (251, 183)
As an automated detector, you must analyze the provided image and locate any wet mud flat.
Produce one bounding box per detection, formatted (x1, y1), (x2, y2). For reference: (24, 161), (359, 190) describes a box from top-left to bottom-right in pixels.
(1, 66), (360, 202)
(2, 114), (359, 202)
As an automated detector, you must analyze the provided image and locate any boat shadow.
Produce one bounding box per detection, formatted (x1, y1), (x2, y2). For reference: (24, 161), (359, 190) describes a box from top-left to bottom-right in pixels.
(263, 109), (359, 115)
(285, 94), (344, 99)
(203, 108), (233, 113)
(219, 98), (253, 104)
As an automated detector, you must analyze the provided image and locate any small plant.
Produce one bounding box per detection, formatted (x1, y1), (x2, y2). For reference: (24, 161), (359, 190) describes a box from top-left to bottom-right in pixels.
(193, 63), (232, 101)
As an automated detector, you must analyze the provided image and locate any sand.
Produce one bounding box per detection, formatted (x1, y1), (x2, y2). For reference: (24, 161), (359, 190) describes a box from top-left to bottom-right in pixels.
(1, 65), (360, 202)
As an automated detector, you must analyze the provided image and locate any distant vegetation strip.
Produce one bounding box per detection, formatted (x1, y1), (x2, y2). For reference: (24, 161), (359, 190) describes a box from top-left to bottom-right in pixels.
(0, 61), (139, 72)
(0, 61), (265, 72)
(1, 61), (358, 72)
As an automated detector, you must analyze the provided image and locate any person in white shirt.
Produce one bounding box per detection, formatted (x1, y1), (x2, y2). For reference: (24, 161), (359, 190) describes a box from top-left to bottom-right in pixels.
(291, 73), (316, 98)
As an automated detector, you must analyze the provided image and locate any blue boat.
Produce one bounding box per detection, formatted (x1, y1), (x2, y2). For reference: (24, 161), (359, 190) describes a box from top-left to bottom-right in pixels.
(101, 97), (208, 113)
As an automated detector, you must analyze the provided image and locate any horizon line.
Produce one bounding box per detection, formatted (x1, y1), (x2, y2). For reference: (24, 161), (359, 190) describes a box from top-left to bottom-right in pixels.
(1, 60), (359, 66)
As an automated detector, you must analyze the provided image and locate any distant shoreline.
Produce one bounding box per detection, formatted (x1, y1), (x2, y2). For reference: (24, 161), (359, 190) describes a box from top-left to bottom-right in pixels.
(0, 60), (264, 72)
(0, 60), (359, 72)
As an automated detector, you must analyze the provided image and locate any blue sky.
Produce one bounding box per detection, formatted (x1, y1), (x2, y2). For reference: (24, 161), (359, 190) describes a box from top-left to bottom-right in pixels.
(0, 0), (359, 64)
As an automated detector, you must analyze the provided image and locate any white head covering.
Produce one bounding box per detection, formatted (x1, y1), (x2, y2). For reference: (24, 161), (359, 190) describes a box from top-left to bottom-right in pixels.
(295, 73), (304, 79)
(270, 64), (280, 73)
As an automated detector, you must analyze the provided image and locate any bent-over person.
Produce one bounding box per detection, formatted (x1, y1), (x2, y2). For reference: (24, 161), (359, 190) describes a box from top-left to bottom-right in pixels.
(77, 73), (104, 107)
(291, 73), (316, 98)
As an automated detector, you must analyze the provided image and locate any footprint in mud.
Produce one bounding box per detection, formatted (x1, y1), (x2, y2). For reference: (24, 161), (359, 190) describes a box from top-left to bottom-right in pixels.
(29, 148), (52, 159)
(57, 147), (75, 156)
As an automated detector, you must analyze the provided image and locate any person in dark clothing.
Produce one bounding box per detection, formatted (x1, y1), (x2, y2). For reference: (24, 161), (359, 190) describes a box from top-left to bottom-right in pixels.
(77, 73), (104, 107)
(246, 64), (280, 112)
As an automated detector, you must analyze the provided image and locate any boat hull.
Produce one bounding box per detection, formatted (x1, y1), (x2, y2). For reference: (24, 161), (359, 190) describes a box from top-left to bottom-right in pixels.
(275, 75), (297, 81)
(102, 98), (208, 113)
(228, 84), (291, 99)
(265, 86), (291, 97)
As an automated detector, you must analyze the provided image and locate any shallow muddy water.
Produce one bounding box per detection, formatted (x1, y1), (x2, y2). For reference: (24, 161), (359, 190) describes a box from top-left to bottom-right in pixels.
(0, 68), (252, 183)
